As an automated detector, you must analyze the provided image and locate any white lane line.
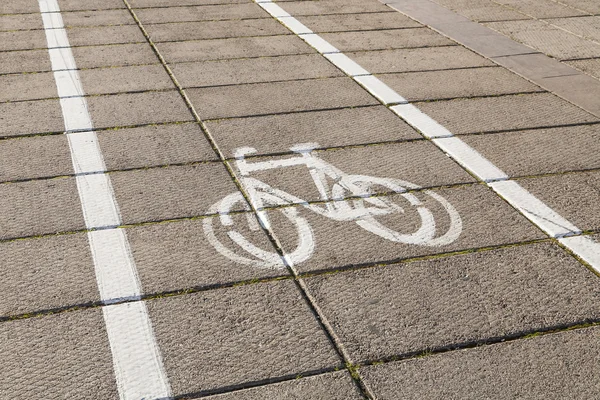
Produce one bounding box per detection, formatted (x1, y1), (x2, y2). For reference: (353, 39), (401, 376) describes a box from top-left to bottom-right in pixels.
(38, 1), (172, 399)
(254, 0), (600, 271)
(324, 53), (370, 76)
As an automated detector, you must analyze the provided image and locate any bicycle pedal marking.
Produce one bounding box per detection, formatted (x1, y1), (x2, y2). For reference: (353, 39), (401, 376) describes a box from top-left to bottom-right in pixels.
(204, 144), (463, 268)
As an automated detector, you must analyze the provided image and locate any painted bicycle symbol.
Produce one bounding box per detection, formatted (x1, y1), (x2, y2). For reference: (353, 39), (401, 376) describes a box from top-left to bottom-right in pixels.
(204, 143), (462, 269)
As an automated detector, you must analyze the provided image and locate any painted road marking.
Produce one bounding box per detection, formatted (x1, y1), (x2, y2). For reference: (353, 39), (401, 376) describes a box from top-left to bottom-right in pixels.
(38, 0), (172, 399)
(255, 0), (600, 272)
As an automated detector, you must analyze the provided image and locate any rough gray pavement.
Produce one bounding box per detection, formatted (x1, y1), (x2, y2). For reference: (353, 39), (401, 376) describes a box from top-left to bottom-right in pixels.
(1, 0), (600, 399)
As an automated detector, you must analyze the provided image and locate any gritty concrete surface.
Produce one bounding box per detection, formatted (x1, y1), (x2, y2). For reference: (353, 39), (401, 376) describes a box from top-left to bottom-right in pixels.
(3, 0), (600, 398)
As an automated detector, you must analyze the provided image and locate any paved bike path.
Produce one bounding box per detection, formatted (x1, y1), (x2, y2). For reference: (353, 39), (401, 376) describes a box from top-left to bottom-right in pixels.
(1, 0), (600, 399)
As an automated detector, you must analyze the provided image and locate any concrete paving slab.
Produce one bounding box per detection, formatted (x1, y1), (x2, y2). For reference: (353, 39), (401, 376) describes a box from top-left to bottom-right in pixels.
(281, 0), (392, 16)
(158, 35), (313, 63)
(485, 20), (600, 60)
(0, 99), (65, 138)
(0, 233), (99, 316)
(71, 43), (158, 69)
(130, 0), (249, 6)
(0, 13), (44, 31)
(135, 3), (267, 24)
(305, 242), (600, 362)
(205, 106), (420, 157)
(461, 124), (600, 177)
(417, 93), (599, 135)
(566, 58), (600, 80)
(128, 215), (288, 295)
(0, 177), (85, 239)
(86, 91), (193, 129)
(0, 30), (47, 51)
(546, 16), (600, 42)
(0, 135), (72, 182)
(235, 142), (475, 205)
(147, 280), (341, 396)
(146, 19), (289, 42)
(0, 72), (58, 102)
(187, 77), (379, 120)
(0, 49), (51, 74)
(378, 66), (542, 101)
(266, 184), (544, 273)
(110, 163), (240, 224)
(0, 309), (118, 399)
(495, 0), (587, 18)
(0, 1), (40, 14)
(557, 0), (600, 13)
(296, 11), (421, 32)
(58, 0), (126, 12)
(78, 64), (175, 95)
(203, 371), (362, 400)
(361, 326), (600, 399)
(65, 25), (147, 47)
(61, 9), (135, 27)
(347, 46), (493, 74)
(517, 170), (600, 232)
(321, 28), (454, 52)
(430, 0), (529, 22)
(171, 54), (343, 88)
(98, 123), (217, 171)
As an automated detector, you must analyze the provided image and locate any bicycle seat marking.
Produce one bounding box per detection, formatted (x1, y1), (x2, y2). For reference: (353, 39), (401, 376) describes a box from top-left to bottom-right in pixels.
(204, 143), (463, 269)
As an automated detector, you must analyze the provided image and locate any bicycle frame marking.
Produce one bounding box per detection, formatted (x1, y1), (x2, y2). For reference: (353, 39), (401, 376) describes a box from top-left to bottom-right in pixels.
(204, 143), (463, 269)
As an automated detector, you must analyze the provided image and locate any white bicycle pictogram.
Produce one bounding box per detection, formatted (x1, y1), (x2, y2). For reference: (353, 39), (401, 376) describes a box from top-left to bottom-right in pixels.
(204, 143), (462, 269)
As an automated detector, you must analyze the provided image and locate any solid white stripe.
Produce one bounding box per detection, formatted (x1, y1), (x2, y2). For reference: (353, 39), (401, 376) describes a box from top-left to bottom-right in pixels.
(324, 53), (370, 76)
(490, 180), (581, 238)
(39, 0), (172, 398)
(103, 302), (172, 400)
(390, 104), (453, 138)
(559, 236), (600, 273)
(258, 2), (291, 17)
(354, 75), (407, 105)
(279, 17), (313, 35)
(433, 137), (509, 182)
(299, 33), (339, 53)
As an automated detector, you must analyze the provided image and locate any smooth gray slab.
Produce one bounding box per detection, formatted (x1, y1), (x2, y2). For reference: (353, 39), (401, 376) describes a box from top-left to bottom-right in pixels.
(296, 11), (420, 32)
(461, 124), (600, 177)
(429, 0), (529, 22)
(234, 142), (475, 205)
(172, 54), (342, 88)
(99, 123), (217, 171)
(204, 371), (363, 400)
(110, 163), (239, 224)
(266, 184), (544, 273)
(128, 215), (289, 295)
(71, 43), (159, 69)
(187, 77), (379, 120)
(79, 64), (175, 95)
(61, 9), (134, 27)
(64, 25), (146, 47)
(0, 72), (58, 102)
(418, 93), (598, 135)
(0, 177), (85, 239)
(158, 35), (313, 63)
(0, 30), (47, 51)
(147, 280), (341, 395)
(206, 106), (420, 157)
(517, 170), (600, 232)
(135, 3), (267, 24)
(0, 13), (43, 31)
(0, 49), (51, 74)
(87, 91), (193, 129)
(0, 135), (72, 182)
(362, 326), (600, 399)
(347, 46), (493, 74)
(379, 66), (542, 101)
(321, 28), (454, 52)
(281, 0), (392, 15)
(0, 99), (65, 137)
(0, 233), (99, 316)
(0, 309), (118, 399)
(146, 19), (289, 42)
(306, 242), (600, 362)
